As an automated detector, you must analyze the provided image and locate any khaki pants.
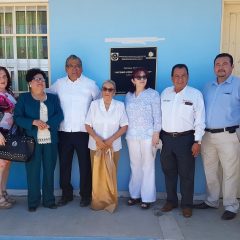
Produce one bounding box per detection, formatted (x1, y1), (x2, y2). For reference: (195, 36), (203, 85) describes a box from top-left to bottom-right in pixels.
(201, 131), (240, 213)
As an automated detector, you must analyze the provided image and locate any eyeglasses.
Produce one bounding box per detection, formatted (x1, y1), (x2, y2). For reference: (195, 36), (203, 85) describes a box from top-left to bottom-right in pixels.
(67, 64), (81, 69)
(135, 75), (147, 80)
(32, 77), (45, 82)
(102, 87), (115, 93)
(0, 75), (7, 80)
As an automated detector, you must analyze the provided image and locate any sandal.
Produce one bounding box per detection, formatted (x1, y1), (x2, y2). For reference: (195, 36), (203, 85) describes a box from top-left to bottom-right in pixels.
(141, 202), (151, 209)
(0, 195), (12, 209)
(3, 191), (16, 204)
(127, 198), (141, 206)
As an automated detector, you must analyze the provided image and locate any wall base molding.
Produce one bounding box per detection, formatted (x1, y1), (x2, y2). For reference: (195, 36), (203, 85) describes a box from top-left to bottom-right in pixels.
(7, 189), (206, 200)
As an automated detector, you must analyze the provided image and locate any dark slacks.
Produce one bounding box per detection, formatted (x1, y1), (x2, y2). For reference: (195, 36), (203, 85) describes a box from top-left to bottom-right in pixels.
(26, 143), (57, 208)
(58, 131), (91, 200)
(160, 132), (195, 208)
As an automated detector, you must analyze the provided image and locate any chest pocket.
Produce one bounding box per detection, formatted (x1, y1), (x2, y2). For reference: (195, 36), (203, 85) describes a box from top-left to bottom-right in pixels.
(221, 84), (232, 95)
(180, 101), (194, 123)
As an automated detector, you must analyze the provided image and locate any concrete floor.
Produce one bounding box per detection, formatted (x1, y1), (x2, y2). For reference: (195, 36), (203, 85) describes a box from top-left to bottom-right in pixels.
(0, 197), (239, 240)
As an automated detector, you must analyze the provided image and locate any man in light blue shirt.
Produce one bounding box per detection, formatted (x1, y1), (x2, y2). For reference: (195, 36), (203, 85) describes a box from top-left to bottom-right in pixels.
(195, 53), (240, 220)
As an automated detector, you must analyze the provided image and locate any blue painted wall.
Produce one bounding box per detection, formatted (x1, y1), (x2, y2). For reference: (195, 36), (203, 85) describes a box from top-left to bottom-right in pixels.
(9, 0), (222, 194)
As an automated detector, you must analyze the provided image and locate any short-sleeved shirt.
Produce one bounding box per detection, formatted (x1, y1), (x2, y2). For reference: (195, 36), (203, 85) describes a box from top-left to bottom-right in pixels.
(85, 98), (128, 151)
(49, 74), (100, 132)
(203, 75), (240, 128)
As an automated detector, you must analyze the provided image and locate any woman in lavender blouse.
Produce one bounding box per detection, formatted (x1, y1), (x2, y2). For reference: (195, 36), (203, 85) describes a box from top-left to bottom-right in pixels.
(125, 67), (161, 209)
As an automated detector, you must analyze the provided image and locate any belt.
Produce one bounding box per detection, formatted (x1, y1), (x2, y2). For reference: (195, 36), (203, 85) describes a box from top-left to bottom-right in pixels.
(205, 125), (239, 134)
(161, 130), (194, 137)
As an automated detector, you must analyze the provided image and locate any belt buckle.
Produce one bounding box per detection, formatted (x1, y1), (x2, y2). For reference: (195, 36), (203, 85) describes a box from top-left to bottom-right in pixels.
(227, 127), (236, 133)
(172, 132), (178, 137)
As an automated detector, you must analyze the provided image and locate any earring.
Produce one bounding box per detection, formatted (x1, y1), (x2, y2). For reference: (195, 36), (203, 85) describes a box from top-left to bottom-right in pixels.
(29, 84), (32, 88)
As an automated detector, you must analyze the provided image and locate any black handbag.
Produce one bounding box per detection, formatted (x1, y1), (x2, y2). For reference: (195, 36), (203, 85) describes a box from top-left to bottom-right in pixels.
(0, 126), (35, 162)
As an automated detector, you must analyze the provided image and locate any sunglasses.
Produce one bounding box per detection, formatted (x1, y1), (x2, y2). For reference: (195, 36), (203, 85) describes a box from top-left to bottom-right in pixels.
(135, 75), (147, 80)
(102, 87), (115, 93)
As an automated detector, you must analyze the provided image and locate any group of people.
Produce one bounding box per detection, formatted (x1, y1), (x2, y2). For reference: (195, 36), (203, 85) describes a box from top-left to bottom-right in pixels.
(159, 53), (239, 220)
(0, 53), (239, 221)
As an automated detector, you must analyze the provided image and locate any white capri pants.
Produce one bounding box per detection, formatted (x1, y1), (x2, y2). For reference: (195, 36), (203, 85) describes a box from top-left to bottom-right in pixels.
(127, 138), (156, 203)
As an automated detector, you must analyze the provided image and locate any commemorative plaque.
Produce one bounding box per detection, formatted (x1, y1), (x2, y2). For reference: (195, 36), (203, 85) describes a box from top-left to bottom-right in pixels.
(110, 47), (157, 94)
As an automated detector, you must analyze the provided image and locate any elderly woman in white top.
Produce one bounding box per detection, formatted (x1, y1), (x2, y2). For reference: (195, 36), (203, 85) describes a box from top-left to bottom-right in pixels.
(85, 80), (128, 212)
(125, 67), (161, 209)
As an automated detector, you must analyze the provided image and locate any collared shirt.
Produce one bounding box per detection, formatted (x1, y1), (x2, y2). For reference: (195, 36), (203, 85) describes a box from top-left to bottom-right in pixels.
(125, 88), (161, 140)
(203, 75), (240, 128)
(161, 85), (205, 141)
(85, 98), (128, 151)
(49, 74), (100, 132)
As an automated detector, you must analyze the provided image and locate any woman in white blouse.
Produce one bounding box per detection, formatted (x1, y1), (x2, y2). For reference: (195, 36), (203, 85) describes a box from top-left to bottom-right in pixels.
(85, 80), (128, 212)
(125, 67), (161, 209)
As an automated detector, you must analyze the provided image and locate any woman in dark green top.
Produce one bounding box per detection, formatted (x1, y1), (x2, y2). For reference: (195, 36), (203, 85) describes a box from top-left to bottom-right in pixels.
(14, 68), (63, 212)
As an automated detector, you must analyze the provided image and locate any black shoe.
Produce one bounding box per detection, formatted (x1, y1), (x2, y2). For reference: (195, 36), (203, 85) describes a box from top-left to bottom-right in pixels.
(57, 196), (73, 207)
(80, 198), (90, 207)
(127, 198), (141, 206)
(44, 204), (58, 209)
(193, 202), (215, 209)
(140, 202), (151, 210)
(221, 210), (236, 220)
(28, 207), (37, 212)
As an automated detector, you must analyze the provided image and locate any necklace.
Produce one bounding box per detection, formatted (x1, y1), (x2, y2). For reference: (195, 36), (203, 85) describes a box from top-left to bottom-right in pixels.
(31, 92), (47, 102)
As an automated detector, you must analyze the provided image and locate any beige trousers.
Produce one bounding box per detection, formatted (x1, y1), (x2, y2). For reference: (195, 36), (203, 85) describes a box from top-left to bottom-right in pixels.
(201, 131), (240, 213)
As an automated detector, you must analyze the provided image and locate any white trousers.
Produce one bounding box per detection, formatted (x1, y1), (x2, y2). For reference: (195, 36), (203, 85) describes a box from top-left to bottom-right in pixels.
(201, 131), (240, 213)
(127, 139), (156, 202)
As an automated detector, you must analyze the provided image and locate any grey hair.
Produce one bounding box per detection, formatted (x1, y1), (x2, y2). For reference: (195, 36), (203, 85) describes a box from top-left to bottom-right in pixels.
(65, 54), (82, 68)
(102, 80), (116, 90)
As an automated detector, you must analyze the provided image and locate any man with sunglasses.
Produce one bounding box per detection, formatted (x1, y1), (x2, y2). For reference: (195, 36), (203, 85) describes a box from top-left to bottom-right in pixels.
(49, 55), (100, 207)
(160, 64), (205, 218)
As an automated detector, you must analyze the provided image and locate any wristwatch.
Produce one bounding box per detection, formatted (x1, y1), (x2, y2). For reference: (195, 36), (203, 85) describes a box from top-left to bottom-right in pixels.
(194, 141), (201, 144)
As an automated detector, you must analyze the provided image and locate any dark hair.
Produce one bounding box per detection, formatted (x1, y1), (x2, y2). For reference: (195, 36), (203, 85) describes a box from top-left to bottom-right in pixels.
(65, 54), (82, 68)
(171, 64), (189, 77)
(128, 67), (150, 93)
(0, 66), (12, 93)
(214, 53), (233, 66)
(26, 68), (47, 83)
